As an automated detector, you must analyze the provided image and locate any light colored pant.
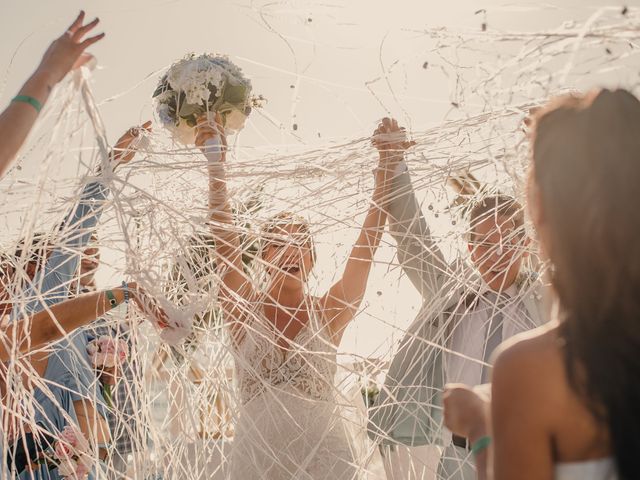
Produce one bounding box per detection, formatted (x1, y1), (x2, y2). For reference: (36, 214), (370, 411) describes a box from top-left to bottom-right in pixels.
(437, 444), (476, 480)
(380, 444), (441, 480)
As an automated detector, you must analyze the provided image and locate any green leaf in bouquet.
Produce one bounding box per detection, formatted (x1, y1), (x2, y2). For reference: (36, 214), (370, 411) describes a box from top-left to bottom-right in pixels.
(185, 115), (197, 127)
(209, 96), (224, 113)
(178, 102), (202, 119)
(223, 84), (249, 106)
(216, 101), (234, 115)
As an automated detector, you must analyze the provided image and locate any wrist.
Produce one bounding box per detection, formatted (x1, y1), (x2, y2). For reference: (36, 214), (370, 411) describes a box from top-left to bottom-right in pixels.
(471, 435), (492, 457)
(124, 281), (138, 298)
(374, 162), (400, 181)
(18, 71), (54, 107)
(203, 137), (224, 164)
(468, 420), (489, 445)
(106, 288), (124, 309)
(30, 67), (58, 91)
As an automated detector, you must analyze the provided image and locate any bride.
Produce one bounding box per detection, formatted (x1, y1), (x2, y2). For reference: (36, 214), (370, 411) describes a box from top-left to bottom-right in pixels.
(194, 114), (403, 479)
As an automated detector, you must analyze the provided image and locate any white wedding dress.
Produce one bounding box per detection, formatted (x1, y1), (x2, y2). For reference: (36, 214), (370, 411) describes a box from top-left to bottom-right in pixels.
(228, 303), (360, 480)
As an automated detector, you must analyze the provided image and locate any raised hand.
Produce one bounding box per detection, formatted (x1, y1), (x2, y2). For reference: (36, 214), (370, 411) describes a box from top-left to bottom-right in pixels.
(99, 364), (118, 386)
(372, 117), (416, 154)
(37, 11), (105, 86)
(443, 383), (490, 441)
(111, 120), (152, 168)
(128, 284), (171, 331)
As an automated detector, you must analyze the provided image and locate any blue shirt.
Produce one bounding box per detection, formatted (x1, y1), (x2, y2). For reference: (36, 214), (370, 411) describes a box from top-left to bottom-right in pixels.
(11, 179), (110, 480)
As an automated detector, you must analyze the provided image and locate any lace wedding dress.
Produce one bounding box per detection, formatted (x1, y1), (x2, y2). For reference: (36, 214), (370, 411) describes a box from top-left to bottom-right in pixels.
(228, 302), (359, 480)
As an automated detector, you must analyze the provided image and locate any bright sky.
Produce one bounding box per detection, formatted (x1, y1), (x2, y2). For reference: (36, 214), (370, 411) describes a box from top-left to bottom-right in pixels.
(0, 0), (630, 360)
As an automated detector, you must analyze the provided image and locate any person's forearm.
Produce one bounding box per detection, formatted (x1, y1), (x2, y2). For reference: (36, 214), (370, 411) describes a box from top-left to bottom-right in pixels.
(0, 286), (128, 362)
(469, 423), (492, 480)
(208, 164), (234, 229)
(20, 178), (110, 316)
(347, 156), (396, 266)
(385, 153), (449, 300)
(0, 70), (56, 178)
(364, 158), (394, 246)
(476, 450), (490, 480)
(208, 160), (243, 268)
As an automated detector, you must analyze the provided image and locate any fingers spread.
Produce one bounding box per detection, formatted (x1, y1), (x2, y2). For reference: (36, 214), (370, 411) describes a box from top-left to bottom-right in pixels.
(66, 11), (85, 35)
(79, 32), (105, 50)
(72, 17), (99, 42)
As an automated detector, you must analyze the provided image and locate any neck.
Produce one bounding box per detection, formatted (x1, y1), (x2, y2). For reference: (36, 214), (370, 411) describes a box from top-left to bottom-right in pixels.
(80, 280), (97, 293)
(267, 282), (305, 309)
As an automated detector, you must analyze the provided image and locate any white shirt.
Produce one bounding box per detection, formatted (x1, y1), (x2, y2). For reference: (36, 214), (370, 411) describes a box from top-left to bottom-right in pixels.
(444, 284), (537, 387)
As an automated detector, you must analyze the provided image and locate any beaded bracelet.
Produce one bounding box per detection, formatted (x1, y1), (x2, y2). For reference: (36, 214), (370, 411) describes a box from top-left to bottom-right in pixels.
(121, 281), (130, 303)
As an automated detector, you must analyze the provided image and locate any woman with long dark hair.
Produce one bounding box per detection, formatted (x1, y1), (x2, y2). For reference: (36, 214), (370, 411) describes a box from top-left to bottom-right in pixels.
(443, 89), (640, 480)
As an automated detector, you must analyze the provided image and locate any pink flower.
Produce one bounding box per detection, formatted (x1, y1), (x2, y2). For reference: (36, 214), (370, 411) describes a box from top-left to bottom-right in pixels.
(54, 441), (72, 460)
(87, 336), (129, 368)
(58, 426), (89, 451)
(54, 427), (91, 479)
(75, 455), (92, 478)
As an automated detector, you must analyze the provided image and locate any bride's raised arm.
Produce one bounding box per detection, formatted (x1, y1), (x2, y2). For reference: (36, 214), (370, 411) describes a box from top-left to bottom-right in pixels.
(195, 114), (255, 338)
(322, 118), (413, 341)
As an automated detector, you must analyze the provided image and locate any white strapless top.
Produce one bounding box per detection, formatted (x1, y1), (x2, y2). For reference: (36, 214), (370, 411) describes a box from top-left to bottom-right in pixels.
(555, 458), (617, 480)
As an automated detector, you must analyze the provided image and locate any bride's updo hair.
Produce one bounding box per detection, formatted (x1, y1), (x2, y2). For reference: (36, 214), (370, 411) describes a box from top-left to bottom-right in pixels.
(531, 89), (640, 479)
(260, 212), (317, 263)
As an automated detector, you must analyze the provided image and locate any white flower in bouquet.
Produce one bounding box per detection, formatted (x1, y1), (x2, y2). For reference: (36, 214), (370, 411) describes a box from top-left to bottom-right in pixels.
(153, 53), (265, 144)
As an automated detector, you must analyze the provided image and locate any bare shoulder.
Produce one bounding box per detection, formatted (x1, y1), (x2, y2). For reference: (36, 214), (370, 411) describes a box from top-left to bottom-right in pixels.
(492, 321), (568, 422)
(494, 321), (563, 374)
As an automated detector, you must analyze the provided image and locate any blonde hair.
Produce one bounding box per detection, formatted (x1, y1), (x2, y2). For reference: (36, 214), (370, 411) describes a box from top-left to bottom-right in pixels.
(260, 212), (316, 262)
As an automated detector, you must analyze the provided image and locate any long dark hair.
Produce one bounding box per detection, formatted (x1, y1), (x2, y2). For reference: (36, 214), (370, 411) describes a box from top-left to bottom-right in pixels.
(532, 89), (640, 478)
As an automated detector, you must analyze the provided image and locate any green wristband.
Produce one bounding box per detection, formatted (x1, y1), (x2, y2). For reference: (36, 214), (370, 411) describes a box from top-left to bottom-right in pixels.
(471, 436), (492, 456)
(105, 289), (118, 309)
(12, 95), (43, 113)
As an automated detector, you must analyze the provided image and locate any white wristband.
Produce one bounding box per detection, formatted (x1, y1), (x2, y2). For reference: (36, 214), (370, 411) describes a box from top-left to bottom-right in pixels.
(374, 131), (407, 144)
(203, 137), (223, 165)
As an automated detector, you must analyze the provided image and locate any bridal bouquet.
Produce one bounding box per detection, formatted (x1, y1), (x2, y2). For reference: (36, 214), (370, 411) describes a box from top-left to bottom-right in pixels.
(86, 336), (129, 407)
(153, 53), (263, 144)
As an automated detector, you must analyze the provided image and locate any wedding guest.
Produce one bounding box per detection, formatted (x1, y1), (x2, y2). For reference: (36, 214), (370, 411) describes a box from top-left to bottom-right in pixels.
(75, 237), (148, 478)
(0, 11), (104, 179)
(368, 118), (549, 479)
(3, 282), (165, 477)
(443, 89), (638, 480)
(7, 122), (150, 480)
